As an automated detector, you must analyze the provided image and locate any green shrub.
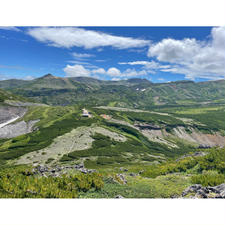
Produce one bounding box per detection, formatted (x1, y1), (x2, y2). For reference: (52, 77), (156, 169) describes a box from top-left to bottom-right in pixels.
(191, 171), (225, 186)
(0, 166), (104, 198)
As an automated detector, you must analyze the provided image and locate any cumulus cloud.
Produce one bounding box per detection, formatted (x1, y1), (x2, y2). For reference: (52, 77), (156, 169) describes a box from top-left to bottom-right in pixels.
(64, 64), (149, 79)
(64, 64), (91, 77)
(107, 67), (121, 76)
(92, 68), (106, 74)
(27, 27), (150, 49)
(148, 38), (201, 64)
(148, 26), (225, 80)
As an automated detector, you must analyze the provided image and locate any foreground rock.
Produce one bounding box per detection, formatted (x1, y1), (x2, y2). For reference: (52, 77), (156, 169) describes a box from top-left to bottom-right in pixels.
(182, 183), (225, 198)
(32, 163), (97, 177)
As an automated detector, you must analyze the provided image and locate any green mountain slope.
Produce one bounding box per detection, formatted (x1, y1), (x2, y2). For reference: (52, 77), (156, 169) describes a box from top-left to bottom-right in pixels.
(1, 74), (225, 107)
(0, 92), (225, 198)
(0, 88), (27, 104)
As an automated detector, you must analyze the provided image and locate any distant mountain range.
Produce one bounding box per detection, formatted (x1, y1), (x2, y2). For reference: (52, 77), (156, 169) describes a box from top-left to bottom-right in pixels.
(1, 74), (225, 108)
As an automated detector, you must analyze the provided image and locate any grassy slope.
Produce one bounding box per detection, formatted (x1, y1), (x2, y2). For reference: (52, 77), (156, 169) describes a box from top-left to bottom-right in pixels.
(0, 102), (225, 198)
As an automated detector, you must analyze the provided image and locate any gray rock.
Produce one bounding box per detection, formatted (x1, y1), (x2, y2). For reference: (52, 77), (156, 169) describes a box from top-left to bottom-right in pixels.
(74, 163), (84, 169)
(182, 183), (225, 198)
(119, 167), (128, 172)
(116, 174), (127, 184)
(129, 173), (137, 177)
(115, 195), (124, 199)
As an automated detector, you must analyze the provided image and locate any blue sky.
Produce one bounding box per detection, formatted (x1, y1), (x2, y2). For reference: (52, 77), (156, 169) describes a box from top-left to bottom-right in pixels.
(0, 26), (224, 82)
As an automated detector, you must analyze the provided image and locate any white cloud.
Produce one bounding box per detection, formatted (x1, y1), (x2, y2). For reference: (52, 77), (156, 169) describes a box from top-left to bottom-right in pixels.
(67, 60), (92, 65)
(106, 67), (148, 78)
(27, 27), (150, 49)
(107, 67), (121, 76)
(122, 68), (147, 77)
(148, 26), (225, 80)
(92, 68), (106, 74)
(63, 64), (149, 79)
(118, 60), (166, 74)
(23, 75), (35, 80)
(72, 52), (94, 59)
(111, 77), (122, 81)
(0, 26), (21, 32)
(148, 38), (201, 64)
(119, 60), (161, 69)
(64, 64), (91, 77)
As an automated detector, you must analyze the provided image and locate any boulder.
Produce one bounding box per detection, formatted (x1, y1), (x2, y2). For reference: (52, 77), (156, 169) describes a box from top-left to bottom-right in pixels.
(116, 174), (127, 184)
(182, 183), (225, 198)
(115, 195), (124, 199)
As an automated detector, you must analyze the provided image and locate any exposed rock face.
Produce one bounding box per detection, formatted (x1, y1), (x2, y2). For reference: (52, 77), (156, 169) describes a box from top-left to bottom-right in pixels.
(0, 120), (39, 139)
(182, 183), (225, 198)
(172, 127), (225, 147)
(107, 111), (225, 148)
(134, 122), (161, 130)
(0, 106), (27, 124)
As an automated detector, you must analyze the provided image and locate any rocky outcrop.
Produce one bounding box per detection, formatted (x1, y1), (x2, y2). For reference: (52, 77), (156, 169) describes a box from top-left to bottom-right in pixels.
(0, 106), (26, 124)
(176, 151), (208, 161)
(182, 183), (225, 198)
(134, 122), (161, 130)
(0, 119), (39, 139)
(32, 163), (97, 177)
(173, 126), (225, 147)
(108, 115), (225, 148)
(116, 174), (127, 184)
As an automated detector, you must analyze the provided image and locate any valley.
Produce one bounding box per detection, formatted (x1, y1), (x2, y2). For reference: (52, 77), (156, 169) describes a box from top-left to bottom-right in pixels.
(0, 76), (225, 198)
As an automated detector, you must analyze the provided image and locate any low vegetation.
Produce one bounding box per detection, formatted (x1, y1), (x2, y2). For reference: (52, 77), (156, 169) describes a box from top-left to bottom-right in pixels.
(0, 165), (104, 198)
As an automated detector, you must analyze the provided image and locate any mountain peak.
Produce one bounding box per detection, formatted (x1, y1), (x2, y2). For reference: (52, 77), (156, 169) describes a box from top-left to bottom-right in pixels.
(41, 74), (55, 79)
